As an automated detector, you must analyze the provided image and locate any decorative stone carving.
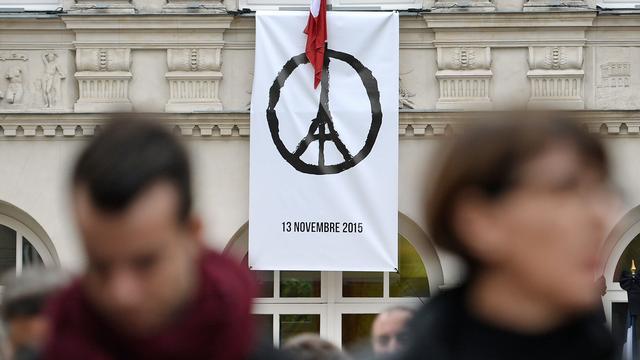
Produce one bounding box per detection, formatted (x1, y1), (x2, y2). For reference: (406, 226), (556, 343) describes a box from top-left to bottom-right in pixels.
(599, 62), (631, 89)
(245, 71), (253, 111)
(0, 51), (73, 112)
(399, 76), (415, 110)
(0, 54), (28, 62)
(436, 47), (492, 110)
(163, 0), (225, 13)
(4, 67), (24, 105)
(527, 46), (584, 109)
(432, 0), (495, 12)
(165, 48), (223, 112)
(595, 55), (638, 110)
(41, 53), (66, 108)
(71, 0), (134, 14)
(74, 48), (133, 112)
(0, 53), (28, 106)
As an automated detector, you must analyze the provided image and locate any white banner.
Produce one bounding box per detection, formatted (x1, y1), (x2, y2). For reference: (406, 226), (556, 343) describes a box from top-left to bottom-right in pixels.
(249, 11), (398, 271)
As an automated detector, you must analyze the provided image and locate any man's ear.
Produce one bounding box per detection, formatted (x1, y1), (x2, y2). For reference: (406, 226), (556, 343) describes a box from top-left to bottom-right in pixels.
(451, 191), (507, 266)
(185, 215), (205, 248)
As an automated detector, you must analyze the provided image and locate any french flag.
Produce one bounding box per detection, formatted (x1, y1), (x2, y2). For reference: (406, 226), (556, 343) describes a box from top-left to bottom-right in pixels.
(304, 0), (327, 89)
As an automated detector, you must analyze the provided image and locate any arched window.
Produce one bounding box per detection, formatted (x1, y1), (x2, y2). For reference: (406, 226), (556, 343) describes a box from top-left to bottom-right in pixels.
(0, 213), (56, 284)
(226, 214), (443, 351)
(602, 207), (640, 348)
(614, 234), (640, 282)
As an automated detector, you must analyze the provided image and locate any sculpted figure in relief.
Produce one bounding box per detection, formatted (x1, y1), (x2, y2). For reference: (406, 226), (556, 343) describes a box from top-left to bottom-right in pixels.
(399, 76), (415, 109)
(4, 66), (24, 104)
(42, 52), (65, 108)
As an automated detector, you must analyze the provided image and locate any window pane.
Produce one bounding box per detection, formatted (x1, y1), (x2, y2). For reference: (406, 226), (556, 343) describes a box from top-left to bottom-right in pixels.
(280, 271), (321, 298)
(242, 255), (274, 297)
(23, 237), (44, 268)
(390, 235), (429, 297)
(342, 313), (376, 352)
(342, 272), (383, 297)
(254, 271), (275, 298)
(0, 225), (16, 281)
(279, 314), (320, 347)
(615, 233), (640, 281)
(253, 314), (274, 345)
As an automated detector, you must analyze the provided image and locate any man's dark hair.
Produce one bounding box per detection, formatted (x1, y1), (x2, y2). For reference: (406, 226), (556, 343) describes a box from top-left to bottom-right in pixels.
(72, 114), (192, 222)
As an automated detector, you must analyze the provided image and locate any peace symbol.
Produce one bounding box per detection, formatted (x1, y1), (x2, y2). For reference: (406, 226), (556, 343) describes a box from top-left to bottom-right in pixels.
(266, 49), (382, 175)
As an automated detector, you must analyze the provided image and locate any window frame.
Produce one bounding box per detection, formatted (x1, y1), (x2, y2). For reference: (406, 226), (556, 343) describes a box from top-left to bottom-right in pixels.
(0, 213), (55, 273)
(252, 271), (423, 348)
(0, 0), (62, 11)
(596, 2), (640, 8)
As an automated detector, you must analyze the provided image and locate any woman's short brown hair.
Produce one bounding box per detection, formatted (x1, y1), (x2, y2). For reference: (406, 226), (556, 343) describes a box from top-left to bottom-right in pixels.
(426, 112), (609, 264)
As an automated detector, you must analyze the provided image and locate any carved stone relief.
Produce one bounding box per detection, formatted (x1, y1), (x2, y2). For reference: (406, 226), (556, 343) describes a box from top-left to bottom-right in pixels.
(399, 74), (415, 110)
(74, 48), (133, 112)
(3, 67), (24, 105)
(595, 47), (640, 110)
(527, 46), (584, 109)
(599, 62), (631, 89)
(436, 47), (492, 110)
(42, 53), (66, 108)
(0, 52), (70, 112)
(245, 71), (253, 111)
(165, 48), (223, 112)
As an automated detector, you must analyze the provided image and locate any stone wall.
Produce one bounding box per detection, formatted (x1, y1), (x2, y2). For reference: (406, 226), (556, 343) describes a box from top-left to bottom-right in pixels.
(1, 7), (640, 114)
(3, 2), (640, 282)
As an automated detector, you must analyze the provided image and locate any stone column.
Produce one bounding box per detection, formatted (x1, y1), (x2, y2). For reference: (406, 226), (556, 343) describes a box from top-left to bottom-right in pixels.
(165, 48), (223, 112)
(527, 46), (584, 109)
(163, 0), (225, 13)
(436, 47), (492, 110)
(71, 0), (135, 13)
(74, 48), (133, 112)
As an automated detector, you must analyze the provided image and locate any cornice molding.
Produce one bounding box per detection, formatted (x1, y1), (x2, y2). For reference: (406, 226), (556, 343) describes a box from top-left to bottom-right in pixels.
(1, 111), (640, 139)
(61, 14), (235, 30)
(423, 11), (597, 28)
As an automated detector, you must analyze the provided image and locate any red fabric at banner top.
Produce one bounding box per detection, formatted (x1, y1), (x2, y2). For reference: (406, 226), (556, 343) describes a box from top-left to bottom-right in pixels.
(304, 0), (327, 89)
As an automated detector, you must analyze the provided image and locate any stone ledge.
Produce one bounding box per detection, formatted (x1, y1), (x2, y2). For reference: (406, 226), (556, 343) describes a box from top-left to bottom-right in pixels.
(1, 110), (640, 138)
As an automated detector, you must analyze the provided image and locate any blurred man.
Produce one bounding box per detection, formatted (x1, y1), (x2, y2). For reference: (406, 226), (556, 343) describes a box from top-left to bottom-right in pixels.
(1, 267), (68, 360)
(44, 116), (256, 359)
(371, 306), (415, 356)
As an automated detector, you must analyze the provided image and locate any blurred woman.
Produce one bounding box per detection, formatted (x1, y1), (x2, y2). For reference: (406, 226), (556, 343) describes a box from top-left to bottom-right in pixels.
(399, 113), (619, 360)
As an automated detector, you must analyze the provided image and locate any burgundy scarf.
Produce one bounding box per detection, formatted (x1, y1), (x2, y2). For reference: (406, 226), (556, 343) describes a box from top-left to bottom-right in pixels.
(44, 250), (256, 360)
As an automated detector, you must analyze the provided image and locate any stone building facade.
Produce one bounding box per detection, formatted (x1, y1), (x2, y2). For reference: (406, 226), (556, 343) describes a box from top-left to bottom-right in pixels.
(2, 0), (640, 347)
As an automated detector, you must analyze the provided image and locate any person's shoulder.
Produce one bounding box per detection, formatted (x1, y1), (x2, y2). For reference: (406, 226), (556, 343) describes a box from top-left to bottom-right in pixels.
(411, 285), (464, 328)
(45, 279), (84, 325)
(200, 249), (257, 302)
(395, 286), (466, 360)
(43, 279), (99, 359)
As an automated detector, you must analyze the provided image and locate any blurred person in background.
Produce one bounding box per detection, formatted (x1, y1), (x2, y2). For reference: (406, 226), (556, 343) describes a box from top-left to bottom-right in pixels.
(44, 116), (256, 359)
(1, 267), (68, 360)
(282, 333), (350, 360)
(398, 113), (619, 360)
(371, 306), (414, 357)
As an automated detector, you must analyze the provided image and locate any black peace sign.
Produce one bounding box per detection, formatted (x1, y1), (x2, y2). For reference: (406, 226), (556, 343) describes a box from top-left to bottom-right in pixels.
(266, 48), (382, 175)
